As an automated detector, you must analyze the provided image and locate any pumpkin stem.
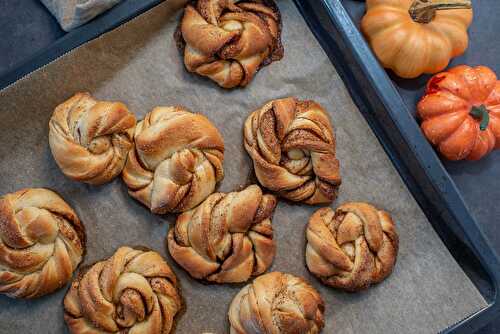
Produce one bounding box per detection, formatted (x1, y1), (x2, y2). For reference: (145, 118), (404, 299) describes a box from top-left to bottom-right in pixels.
(470, 105), (490, 131)
(409, 0), (472, 24)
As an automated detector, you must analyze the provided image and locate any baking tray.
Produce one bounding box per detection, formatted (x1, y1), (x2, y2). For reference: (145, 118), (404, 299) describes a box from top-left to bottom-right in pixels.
(0, 0), (498, 333)
(291, 0), (500, 332)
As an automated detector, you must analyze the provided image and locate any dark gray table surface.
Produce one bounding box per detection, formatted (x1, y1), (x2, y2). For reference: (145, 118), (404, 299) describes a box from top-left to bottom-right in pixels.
(0, 0), (498, 333)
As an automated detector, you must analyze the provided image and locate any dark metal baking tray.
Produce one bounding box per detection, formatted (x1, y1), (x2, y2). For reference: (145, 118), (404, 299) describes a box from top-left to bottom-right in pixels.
(1, 0), (499, 332)
(291, 0), (500, 332)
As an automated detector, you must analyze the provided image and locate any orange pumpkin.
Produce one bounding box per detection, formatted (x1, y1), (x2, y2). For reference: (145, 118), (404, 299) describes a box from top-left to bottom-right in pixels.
(361, 0), (473, 78)
(417, 65), (500, 161)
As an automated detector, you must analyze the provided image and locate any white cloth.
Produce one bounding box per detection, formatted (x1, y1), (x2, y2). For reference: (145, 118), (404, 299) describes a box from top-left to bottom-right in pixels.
(40, 0), (123, 31)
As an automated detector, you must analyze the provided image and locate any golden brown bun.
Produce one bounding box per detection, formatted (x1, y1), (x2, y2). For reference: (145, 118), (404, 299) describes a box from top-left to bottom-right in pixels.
(178, 0), (283, 88)
(168, 185), (277, 283)
(306, 203), (399, 291)
(244, 97), (341, 204)
(122, 106), (224, 214)
(63, 246), (182, 334)
(0, 188), (85, 298)
(49, 92), (136, 185)
(228, 272), (325, 334)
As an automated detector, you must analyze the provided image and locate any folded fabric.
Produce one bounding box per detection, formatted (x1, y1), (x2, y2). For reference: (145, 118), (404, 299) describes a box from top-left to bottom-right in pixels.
(40, 0), (123, 31)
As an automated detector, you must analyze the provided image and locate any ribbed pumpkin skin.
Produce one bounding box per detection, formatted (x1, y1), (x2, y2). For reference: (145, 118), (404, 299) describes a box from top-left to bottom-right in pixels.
(417, 65), (500, 161)
(361, 0), (473, 79)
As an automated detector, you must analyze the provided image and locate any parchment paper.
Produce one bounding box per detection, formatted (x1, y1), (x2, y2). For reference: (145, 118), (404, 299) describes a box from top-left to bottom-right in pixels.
(0, 1), (487, 333)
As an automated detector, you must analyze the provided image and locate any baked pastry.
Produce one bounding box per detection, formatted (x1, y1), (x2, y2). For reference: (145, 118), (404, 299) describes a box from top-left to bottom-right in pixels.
(64, 246), (182, 334)
(176, 0), (283, 88)
(49, 92), (136, 185)
(168, 185), (277, 283)
(122, 106), (224, 214)
(244, 97), (341, 204)
(228, 272), (325, 334)
(0, 188), (85, 298)
(306, 202), (399, 291)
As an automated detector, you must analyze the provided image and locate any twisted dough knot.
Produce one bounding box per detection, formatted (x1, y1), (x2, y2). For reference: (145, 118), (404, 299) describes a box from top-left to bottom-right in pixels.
(64, 247), (182, 334)
(228, 272), (325, 334)
(122, 106), (224, 214)
(178, 0), (283, 88)
(49, 92), (136, 185)
(168, 185), (276, 283)
(244, 97), (341, 204)
(0, 188), (85, 298)
(306, 203), (399, 292)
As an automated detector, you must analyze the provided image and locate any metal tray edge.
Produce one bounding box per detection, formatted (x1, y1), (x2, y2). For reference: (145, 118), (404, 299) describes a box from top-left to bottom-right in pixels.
(0, 0), (165, 91)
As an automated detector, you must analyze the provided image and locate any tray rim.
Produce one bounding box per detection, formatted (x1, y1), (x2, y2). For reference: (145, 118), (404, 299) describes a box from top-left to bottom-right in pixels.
(0, 0), (166, 91)
(291, 0), (500, 332)
(0, 0), (498, 332)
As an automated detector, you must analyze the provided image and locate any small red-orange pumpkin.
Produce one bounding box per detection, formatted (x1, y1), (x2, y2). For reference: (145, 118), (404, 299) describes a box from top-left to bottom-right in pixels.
(417, 65), (500, 161)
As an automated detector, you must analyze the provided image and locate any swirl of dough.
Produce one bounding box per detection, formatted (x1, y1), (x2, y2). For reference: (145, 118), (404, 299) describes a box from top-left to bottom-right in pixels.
(177, 0), (283, 88)
(306, 203), (399, 291)
(63, 247), (182, 334)
(228, 272), (325, 333)
(0, 188), (85, 298)
(49, 92), (136, 185)
(168, 185), (277, 283)
(122, 106), (224, 213)
(244, 97), (341, 204)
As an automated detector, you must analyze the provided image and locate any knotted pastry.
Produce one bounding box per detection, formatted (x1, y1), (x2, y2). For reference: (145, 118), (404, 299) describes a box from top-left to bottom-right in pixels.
(122, 106), (224, 214)
(244, 97), (341, 204)
(0, 188), (85, 298)
(168, 185), (276, 283)
(306, 203), (399, 292)
(64, 246), (182, 334)
(176, 0), (283, 88)
(49, 92), (136, 185)
(228, 272), (325, 334)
